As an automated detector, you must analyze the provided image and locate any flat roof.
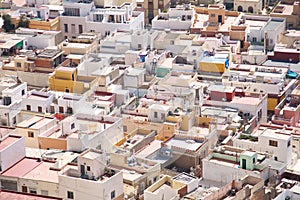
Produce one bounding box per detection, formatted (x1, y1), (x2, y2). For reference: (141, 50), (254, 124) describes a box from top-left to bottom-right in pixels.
(272, 3), (294, 15)
(122, 169), (143, 182)
(209, 85), (235, 93)
(136, 140), (162, 157)
(0, 135), (21, 151)
(17, 116), (54, 130)
(81, 150), (102, 160)
(231, 96), (261, 106)
(0, 191), (62, 200)
(38, 49), (62, 59)
(166, 138), (202, 151)
(173, 172), (197, 183)
(22, 161), (59, 183)
(260, 129), (291, 140)
(27, 92), (52, 100)
(66, 54), (84, 60)
(149, 104), (171, 111)
(1, 158), (41, 177)
(56, 66), (77, 72)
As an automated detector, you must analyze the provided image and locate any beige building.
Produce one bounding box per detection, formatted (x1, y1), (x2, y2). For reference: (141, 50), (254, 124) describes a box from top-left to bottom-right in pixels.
(234, 0), (263, 13)
(61, 33), (99, 55)
(271, 0), (300, 29)
(136, 0), (170, 24)
(16, 115), (57, 148)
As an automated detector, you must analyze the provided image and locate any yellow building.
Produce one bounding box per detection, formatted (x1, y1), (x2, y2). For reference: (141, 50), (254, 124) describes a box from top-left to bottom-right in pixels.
(199, 57), (228, 73)
(49, 66), (97, 94)
(11, 17), (60, 31)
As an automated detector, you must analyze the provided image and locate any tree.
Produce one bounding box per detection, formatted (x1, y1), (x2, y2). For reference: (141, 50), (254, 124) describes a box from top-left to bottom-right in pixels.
(2, 14), (15, 32)
(18, 16), (29, 28)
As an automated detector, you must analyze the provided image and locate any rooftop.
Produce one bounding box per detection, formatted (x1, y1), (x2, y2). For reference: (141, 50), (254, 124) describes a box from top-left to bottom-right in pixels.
(0, 135), (22, 151)
(0, 191), (62, 200)
(272, 3), (294, 15)
(165, 137), (203, 152)
(17, 116), (55, 130)
(1, 158), (41, 177)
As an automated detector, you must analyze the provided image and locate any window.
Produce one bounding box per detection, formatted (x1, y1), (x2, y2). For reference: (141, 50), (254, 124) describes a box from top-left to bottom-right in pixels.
(138, 44), (142, 50)
(22, 89), (25, 95)
(269, 140), (278, 147)
(28, 131), (34, 138)
(67, 191), (74, 199)
(153, 176), (158, 182)
(41, 190), (48, 196)
(154, 112), (158, 118)
(59, 106), (64, 113)
(64, 24), (68, 33)
(123, 125), (127, 132)
(288, 140), (291, 147)
(161, 113), (165, 119)
(210, 14), (215, 17)
(12, 116), (16, 125)
(64, 8), (80, 16)
(71, 24), (75, 34)
(95, 14), (104, 22)
(253, 157), (255, 164)
(67, 107), (73, 114)
(79, 25), (83, 34)
(253, 37), (257, 42)
(26, 105), (31, 111)
(111, 190), (115, 199)
(50, 106), (55, 113)
(29, 188), (37, 194)
(71, 123), (75, 129)
(38, 106), (42, 113)
(22, 186), (27, 193)
(87, 166), (91, 171)
(16, 62), (21, 67)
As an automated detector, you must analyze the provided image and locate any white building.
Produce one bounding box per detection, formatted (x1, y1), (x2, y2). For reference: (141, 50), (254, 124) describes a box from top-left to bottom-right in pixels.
(202, 146), (286, 184)
(67, 114), (123, 153)
(60, 0), (144, 38)
(152, 4), (194, 31)
(233, 126), (293, 165)
(59, 149), (124, 200)
(148, 104), (171, 123)
(16, 28), (63, 50)
(123, 67), (145, 90)
(0, 77), (27, 126)
(0, 134), (25, 173)
(22, 90), (54, 113)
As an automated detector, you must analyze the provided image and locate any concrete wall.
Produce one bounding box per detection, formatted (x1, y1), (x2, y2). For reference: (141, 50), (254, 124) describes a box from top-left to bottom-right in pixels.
(18, 178), (59, 197)
(59, 171), (123, 200)
(0, 136), (25, 172)
(202, 158), (264, 184)
(0, 70), (49, 87)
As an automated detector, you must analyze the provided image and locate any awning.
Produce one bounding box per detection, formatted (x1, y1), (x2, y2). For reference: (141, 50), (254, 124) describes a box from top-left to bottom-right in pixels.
(0, 39), (22, 49)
